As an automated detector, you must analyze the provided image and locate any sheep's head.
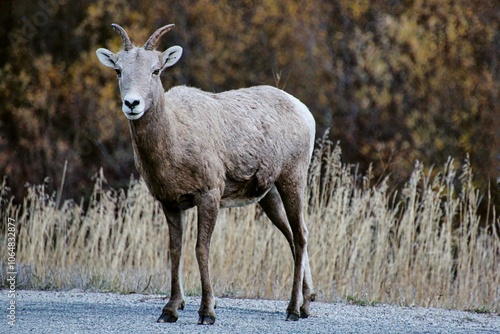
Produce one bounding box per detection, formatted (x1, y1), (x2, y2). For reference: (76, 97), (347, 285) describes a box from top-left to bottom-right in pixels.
(96, 24), (183, 120)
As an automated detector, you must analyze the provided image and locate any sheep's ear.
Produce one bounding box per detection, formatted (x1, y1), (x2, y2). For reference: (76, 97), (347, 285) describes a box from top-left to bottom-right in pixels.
(161, 46), (183, 69)
(96, 48), (117, 68)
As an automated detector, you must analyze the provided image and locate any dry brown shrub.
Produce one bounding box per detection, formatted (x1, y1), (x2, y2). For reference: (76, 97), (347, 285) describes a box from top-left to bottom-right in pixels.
(1, 139), (498, 312)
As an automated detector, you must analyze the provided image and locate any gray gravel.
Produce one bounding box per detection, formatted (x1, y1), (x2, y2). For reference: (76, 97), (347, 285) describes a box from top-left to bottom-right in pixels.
(3, 290), (499, 333)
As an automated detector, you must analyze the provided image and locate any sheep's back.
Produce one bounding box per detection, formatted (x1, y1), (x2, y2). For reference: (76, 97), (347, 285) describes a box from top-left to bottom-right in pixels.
(165, 85), (315, 206)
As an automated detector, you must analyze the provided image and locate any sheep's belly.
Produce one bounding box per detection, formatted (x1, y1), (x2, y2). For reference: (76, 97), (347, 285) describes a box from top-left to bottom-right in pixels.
(220, 188), (271, 208)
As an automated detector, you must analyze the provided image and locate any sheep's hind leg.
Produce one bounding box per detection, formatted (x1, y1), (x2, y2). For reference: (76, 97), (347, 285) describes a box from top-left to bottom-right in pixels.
(259, 186), (295, 258)
(300, 247), (315, 318)
(158, 207), (186, 323)
(260, 185), (315, 319)
(276, 174), (312, 321)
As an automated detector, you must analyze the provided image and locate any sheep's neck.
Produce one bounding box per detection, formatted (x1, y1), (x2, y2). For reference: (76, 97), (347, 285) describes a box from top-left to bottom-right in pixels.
(128, 92), (177, 168)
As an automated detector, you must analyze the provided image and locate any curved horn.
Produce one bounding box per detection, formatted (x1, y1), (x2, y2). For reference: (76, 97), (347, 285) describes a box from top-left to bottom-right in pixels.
(143, 24), (175, 51)
(111, 23), (133, 51)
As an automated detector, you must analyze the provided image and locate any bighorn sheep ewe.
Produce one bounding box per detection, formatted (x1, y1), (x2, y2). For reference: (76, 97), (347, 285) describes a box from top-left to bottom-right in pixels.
(96, 24), (315, 325)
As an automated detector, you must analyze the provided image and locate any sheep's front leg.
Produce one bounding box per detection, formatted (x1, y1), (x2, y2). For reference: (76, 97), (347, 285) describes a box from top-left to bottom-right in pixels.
(195, 189), (220, 325)
(158, 207), (186, 323)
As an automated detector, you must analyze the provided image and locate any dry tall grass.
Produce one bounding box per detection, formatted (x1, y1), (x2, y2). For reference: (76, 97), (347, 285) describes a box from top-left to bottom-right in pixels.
(1, 139), (499, 313)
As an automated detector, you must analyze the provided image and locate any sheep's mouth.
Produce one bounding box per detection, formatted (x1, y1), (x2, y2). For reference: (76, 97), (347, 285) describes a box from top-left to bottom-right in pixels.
(124, 110), (145, 120)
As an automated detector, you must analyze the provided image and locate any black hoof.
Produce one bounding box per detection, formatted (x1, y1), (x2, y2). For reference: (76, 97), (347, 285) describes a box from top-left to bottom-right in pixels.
(198, 315), (216, 325)
(300, 309), (310, 318)
(157, 312), (178, 323)
(286, 312), (300, 321)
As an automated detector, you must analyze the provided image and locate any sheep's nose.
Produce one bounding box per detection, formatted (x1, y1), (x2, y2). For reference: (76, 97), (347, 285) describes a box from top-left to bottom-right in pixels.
(124, 99), (140, 110)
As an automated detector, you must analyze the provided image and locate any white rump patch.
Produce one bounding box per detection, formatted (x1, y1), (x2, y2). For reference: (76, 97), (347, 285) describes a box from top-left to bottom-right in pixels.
(284, 92), (316, 157)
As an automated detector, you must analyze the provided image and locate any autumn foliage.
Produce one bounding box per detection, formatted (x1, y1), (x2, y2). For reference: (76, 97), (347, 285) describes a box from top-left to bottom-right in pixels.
(0, 0), (498, 204)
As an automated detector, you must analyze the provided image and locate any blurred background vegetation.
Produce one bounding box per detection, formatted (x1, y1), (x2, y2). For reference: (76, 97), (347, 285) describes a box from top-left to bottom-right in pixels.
(1, 0), (498, 210)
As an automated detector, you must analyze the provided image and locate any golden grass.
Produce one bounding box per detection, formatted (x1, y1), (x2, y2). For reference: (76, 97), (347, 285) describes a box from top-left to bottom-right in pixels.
(1, 138), (498, 312)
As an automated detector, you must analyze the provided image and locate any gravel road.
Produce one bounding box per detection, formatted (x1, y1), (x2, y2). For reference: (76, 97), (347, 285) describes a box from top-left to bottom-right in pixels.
(3, 290), (499, 333)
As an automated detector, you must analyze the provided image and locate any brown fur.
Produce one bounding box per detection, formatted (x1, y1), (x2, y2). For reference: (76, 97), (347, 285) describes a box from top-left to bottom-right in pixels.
(96, 24), (315, 324)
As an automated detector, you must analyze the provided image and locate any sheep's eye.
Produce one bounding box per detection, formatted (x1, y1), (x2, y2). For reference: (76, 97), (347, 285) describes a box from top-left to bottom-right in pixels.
(152, 69), (160, 76)
(114, 69), (121, 77)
